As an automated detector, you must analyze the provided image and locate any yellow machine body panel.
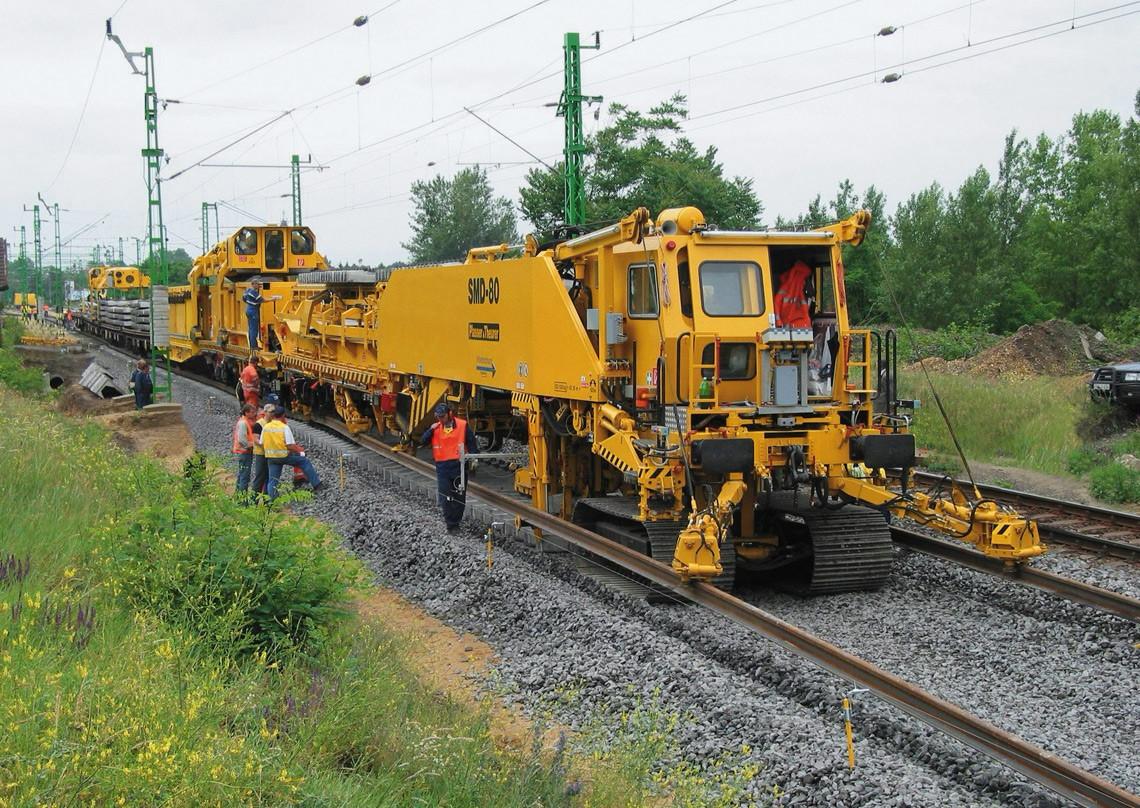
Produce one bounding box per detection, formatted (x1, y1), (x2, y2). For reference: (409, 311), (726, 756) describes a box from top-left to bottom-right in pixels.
(375, 255), (605, 399)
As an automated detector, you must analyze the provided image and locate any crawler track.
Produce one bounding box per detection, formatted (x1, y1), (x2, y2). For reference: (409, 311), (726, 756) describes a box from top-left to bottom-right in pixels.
(913, 471), (1140, 562)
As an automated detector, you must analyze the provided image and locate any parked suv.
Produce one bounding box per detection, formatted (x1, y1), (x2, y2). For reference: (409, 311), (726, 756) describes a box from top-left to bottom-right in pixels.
(1089, 361), (1140, 410)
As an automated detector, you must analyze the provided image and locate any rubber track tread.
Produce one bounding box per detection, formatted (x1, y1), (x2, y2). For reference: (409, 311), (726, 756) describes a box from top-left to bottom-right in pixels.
(800, 507), (893, 594)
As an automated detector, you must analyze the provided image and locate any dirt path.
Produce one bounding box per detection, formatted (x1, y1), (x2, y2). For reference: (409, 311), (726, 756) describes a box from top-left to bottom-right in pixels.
(965, 459), (1140, 513)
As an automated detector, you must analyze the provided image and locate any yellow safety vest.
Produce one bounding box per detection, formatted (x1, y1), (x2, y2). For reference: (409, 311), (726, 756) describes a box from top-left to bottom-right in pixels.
(261, 420), (289, 459)
(252, 417), (269, 456)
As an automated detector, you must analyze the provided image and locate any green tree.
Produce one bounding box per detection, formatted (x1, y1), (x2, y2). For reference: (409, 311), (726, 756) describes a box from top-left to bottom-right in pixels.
(778, 180), (890, 322)
(519, 95), (762, 236)
(142, 248), (193, 286)
(403, 166), (517, 263)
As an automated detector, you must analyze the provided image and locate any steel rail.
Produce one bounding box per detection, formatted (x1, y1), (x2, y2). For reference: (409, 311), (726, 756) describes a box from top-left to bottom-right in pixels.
(890, 526), (1140, 622)
(360, 438), (1139, 808)
(83, 339), (1140, 806)
(912, 471), (1140, 562)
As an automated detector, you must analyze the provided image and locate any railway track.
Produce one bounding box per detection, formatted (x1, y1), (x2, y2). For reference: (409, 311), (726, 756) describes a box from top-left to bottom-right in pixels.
(913, 470), (1140, 561)
(890, 525), (1140, 622)
(79, 341), (1140, 806)
(343, 432), (1138, 808)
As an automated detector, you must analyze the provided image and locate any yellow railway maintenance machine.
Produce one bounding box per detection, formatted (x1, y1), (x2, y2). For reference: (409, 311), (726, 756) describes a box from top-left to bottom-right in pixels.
(87, 264), (151, 294)
(273, 207), (1042, 593)
(166, 224), (327, 389)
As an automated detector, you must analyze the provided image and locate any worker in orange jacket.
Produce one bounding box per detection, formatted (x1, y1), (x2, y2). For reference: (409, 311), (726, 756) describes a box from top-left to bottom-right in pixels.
(419, 403), (478, 533)
(240, 356), (261, 408)
(232, 403), (257, 498)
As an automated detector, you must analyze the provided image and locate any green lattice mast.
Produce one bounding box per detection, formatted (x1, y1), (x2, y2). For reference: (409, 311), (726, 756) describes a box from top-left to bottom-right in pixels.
(555, 33), (601, 227)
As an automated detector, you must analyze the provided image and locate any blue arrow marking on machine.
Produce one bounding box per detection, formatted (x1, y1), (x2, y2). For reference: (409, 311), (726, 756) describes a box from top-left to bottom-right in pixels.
(476, 357), (496, 376)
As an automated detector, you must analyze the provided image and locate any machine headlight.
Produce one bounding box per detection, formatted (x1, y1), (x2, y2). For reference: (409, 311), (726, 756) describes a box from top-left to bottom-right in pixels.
(1123, 372), (1140, 382)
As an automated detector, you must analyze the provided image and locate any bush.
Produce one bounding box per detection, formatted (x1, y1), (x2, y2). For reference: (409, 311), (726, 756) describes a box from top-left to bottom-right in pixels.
(1103, 307), (1140, 346)
(1112, 429), (1140, 457)
(0, 317), (43, 394)
(897, 322), (1000, 362)
(1087, 463), (1140, 504)
(1076, 398), (1135, 442)
(110, 488), (365, 657)
(1066, 447), (1101, 476)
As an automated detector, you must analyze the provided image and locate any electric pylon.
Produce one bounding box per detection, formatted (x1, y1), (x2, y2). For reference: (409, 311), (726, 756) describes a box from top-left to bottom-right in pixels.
(555, 32), (602, 228)
(107, 18), (172, 402)
(291, 154), (303, 226)
(23, 205), (42, 300)
(201, 202), (219, 255)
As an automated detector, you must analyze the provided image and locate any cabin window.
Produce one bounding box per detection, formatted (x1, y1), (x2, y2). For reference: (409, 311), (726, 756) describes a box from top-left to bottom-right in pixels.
(290, 228), (314, 255)
(677, 249), (693, 318)
(265, 230), (285, 269)
(702, 342), (755, 380)
(234, 228), (258, 255)
(627, 263), (659, 318)
(698, 261), (763, 317)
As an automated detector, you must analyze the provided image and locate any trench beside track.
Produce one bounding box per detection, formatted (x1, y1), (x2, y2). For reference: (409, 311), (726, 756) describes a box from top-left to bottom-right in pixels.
(83, 341), (1140, 806)
(913, 471), (1140, 562)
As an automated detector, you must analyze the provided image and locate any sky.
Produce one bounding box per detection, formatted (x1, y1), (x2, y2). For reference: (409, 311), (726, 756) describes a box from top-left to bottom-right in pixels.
(2, 0), (1138, 267)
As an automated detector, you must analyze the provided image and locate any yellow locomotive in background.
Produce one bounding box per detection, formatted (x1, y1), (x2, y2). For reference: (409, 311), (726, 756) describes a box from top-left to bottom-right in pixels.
(94, 208), (1042, 592)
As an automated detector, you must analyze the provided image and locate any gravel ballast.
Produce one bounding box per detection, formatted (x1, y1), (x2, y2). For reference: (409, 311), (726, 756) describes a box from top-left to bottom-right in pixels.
(86, 344), (1139, 806)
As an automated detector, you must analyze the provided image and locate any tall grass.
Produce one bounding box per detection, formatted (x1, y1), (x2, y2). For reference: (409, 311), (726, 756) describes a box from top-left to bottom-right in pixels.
(898, 370), (1086, 475)
(0, 316), (43, 394)
(0, 387), (605, 805)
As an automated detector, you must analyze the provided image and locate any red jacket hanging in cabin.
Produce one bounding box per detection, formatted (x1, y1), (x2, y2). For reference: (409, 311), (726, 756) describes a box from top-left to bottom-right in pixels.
(774, 260), (812, 329)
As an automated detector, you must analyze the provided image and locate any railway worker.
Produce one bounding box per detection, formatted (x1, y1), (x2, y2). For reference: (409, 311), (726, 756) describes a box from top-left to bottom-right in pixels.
(249, 401), (275, 501)
(240, 355), (261, 408)
(242, 279), (265, 352)
(420, 402), (478, 533)
(262, 406), (321, 500)
(232, 403), (258, 498)
(129, 358), (153, 410)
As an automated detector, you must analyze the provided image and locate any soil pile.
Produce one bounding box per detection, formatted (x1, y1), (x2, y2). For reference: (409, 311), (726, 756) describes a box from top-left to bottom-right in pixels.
(55, 384), (194, 472)
(56, 384), (132, 416)
(910, 319), (1120, 378)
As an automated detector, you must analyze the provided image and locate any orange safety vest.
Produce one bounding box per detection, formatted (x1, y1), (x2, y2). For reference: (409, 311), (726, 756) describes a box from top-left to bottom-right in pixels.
(240, 363), (259, 394)
(232, 416), (255, 454)
(431, 417), (468, 463)
(774, 260), (812, 329)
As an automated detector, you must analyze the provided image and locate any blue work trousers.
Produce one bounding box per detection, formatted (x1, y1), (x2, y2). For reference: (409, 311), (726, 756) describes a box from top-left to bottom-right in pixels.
(247, 312), (260, 352)
(251, 454), (268, 498)
(266, 454), (320, 499)
(235, 452), (253, 495)
(434, 459), (466, 528)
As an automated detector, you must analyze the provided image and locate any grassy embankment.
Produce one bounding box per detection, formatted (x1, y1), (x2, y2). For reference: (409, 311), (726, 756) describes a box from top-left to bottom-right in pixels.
(899, 370), (1140, 502)
(0, 317), (762, 806)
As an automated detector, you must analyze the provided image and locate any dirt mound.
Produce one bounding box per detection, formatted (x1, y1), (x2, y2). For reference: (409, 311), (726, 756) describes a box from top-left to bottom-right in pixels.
(909, 320), (1116, 379)
(56, 384), (133, 416)
(55, 386), (194, 472)
(94, 405), (195, 472)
